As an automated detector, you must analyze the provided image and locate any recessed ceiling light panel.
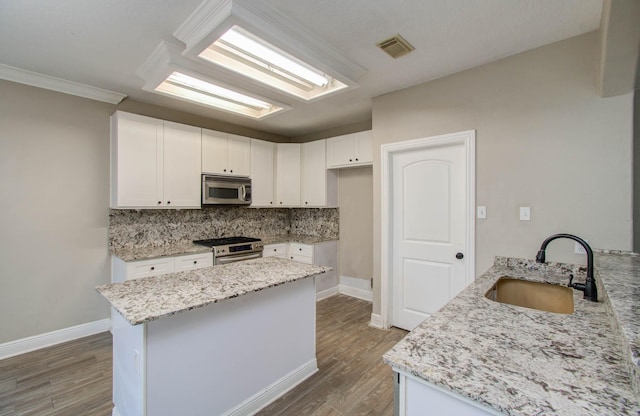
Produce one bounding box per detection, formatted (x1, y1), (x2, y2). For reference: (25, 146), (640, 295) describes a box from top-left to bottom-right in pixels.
(174, 1), (365, 102)
(136, 41), (289, 120)
(200, 25), (347, 101)
(154, 71), (284, 119)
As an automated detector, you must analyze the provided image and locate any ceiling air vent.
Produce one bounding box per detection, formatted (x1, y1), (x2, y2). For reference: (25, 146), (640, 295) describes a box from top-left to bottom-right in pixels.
(376, 34), (415, 59)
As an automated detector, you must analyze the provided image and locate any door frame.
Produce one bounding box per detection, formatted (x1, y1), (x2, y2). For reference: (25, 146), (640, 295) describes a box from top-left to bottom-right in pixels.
(380, 130), (476, 329)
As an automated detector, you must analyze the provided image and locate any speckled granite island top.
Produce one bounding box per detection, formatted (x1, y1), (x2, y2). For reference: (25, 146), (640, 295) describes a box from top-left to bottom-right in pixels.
(97, 257), (329, 325)
(383, 255), (639, 415)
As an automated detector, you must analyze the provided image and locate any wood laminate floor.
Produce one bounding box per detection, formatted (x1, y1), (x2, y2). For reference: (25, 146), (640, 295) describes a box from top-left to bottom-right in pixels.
(0, 295), (406, 416)
(0, 332), (112, 415)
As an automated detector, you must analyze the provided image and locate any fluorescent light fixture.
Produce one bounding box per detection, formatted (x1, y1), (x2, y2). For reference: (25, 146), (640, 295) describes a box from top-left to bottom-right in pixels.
(220, 27), (329, 87)
(155, 71), (284, 119)
(199, 26), (347, 101)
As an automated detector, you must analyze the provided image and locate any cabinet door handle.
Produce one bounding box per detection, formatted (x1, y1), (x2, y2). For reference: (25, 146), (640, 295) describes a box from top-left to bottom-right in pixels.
(299, 248), (302, 251)
(223, 169), (227, 172)
(349, 158), (353, 162)
(193, 260), (197, 264)
(273, 249), (277, 252)
(150, 266), (155, 271)
(305, 201), (308, 205)
(355, 158), (359, 161)
(157, 201), (162, 205)
(167, 201), (171, 205)
(270, 201), (273, 204)
(230, 169), (233, 173)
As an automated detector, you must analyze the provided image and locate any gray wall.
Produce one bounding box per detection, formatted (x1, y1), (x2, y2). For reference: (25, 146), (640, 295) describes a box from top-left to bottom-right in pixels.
(338, 167), (373, 281)
(0, 81), (295, 345)
(0, 80), (114, 343)
(371, 32), (633, 315)
(634, 90), (640, 252)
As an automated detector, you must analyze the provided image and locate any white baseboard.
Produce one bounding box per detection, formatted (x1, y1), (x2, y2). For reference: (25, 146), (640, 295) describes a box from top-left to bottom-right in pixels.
(0, 318), (111, 360)
(224, 359), (318, 416)
(339, 285), (373, 302)
(112, 407), (122, 416)
(316, 286), (339, 301)
(370, 313), (384, 329)
(338, 275), (373, 302)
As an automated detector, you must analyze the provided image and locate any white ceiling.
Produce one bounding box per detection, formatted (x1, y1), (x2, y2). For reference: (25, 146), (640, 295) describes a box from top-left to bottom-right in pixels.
(0, 0), (603, 137)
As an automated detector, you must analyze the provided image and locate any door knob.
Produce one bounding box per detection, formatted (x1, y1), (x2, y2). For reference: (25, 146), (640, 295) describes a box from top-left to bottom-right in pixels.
(456, 252), (464, 259)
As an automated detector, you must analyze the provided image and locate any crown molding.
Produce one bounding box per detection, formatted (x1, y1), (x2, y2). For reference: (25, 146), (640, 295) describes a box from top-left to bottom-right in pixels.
(174, 0), (233, 51)
(0, 64), (126, 104)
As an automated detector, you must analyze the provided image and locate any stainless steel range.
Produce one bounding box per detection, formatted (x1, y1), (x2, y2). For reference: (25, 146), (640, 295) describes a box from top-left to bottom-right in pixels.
(193, 237), (263, 265)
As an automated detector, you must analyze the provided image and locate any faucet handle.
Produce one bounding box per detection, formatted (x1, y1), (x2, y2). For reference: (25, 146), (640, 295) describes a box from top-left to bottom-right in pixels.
(568, 274), (574, 287)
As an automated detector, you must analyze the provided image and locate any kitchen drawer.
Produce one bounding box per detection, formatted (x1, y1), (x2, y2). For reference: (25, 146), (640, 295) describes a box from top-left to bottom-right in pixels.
(264, 244), (287, 258)
(126, 258), (174, 280)
(288, 243), (313, 258)
(175, 253), (213, 271)
(289, 254), (313, 264)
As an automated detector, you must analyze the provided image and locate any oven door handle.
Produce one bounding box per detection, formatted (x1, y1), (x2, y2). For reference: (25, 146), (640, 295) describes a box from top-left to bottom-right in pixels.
(240, 185), (247, 201)
(216, 251), (262, 265)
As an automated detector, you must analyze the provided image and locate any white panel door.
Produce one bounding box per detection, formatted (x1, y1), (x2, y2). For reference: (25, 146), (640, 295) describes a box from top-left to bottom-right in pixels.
(250, 139), (276, 207)
(392, 141), (468, 330)
(163, 121), (201, 208)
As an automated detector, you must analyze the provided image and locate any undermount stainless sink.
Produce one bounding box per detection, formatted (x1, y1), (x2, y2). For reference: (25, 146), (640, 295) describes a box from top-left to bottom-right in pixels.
(485, 277), (574, 314)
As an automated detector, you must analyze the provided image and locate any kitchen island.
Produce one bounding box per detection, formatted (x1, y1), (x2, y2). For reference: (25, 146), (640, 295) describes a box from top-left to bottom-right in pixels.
(384, 254), (639, 415)
(97, 257), (329, 416)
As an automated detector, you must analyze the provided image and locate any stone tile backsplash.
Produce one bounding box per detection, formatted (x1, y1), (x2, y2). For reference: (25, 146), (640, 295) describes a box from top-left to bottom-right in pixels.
(109, 207), (339, 250)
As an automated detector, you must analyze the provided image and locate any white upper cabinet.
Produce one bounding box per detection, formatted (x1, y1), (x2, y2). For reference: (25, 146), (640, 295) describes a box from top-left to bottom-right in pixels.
(275, 143), (301, 207)
(202, 129), (251, 176)
(250, 139), (276, 207)
(326, 130), (373, 168)
(227, 134), (251, 176)
(163, 121), (202, 208)
(301, 140), (337, 207)
(110, 111), (201, 209)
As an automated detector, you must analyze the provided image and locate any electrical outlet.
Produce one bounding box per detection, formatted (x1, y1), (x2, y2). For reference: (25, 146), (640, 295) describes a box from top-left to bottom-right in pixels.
(519, 207), (530, 221)
(477, 206), (487, 219)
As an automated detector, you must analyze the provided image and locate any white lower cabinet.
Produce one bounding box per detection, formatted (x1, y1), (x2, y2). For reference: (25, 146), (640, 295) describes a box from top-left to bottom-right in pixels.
(264, 241), (337, 294)
(263, 243), (287, 259)
(111, 253), (213, 283)
(173, 253), (215, 272)
(395, 371), (499, 416)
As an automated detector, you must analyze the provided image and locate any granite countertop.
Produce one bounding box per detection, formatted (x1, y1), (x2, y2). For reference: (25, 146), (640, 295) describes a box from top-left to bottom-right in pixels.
(595, 252), (640, 396)
(383, 254), (639, 415)
(110, 235), (338, 262)
(96, 257), (329, 325)
(110, 241), (212, 262)
(259, 234), (338, 245)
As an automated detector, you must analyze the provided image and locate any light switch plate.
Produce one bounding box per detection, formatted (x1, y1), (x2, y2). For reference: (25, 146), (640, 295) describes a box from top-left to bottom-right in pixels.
(519, 207), (530, 221)
(477, 206), (486, 219)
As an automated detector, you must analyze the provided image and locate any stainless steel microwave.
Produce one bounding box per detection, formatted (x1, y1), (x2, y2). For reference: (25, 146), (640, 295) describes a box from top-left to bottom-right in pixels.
(202, 175), (251, 205)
